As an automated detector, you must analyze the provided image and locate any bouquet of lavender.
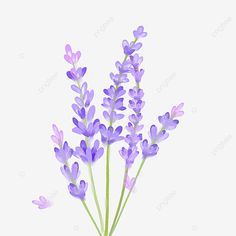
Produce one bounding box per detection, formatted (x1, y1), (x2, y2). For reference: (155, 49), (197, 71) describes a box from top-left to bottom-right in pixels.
(50, 26), (184, 236)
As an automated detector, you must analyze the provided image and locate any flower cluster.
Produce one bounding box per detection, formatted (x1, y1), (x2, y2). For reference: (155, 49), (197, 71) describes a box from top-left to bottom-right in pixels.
(65, 44), (104, 166)
(47, 26), (184, 236)
(51, 125), (87, 200)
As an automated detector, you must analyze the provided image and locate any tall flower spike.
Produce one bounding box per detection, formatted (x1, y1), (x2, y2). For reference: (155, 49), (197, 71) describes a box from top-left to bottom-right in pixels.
(48, 27), (184, 236)
(120, 47), (146, 168)
(64, 44), (101, 144)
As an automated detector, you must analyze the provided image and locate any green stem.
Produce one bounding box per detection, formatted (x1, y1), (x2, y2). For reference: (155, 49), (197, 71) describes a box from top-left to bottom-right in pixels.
(65, 162), (101, 235)
(88, 164), (104, 232)
(82, 200), (102, 236)
(104, 37), (138, 236)
(104, 144), (111, 236)
(109, 167), (128, 236)
(111, 159), (146, 235)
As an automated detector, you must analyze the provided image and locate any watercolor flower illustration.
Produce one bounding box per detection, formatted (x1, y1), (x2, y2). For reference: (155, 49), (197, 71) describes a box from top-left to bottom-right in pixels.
(44, 26), (183, 235)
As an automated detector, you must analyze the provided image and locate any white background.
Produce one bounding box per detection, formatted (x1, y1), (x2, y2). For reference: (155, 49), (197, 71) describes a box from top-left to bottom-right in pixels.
(0, 0), (235, 235)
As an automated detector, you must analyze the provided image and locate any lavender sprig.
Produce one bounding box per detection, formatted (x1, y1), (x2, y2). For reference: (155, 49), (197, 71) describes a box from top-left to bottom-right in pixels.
(101, 26), (147, 236)
(51, 125), (102, 235)
(111, 103), (184, 234)
(64, 45), (104, 232)
(48, 26), (184, 236)
(110, 47), (147, 236)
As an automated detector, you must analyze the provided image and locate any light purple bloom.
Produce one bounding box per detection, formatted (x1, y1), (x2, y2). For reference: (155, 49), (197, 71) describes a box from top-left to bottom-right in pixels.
(133, 26), (147, 39)
(140, 139), (159, 157)
(68, 180), (88, 200)
(54, 141), (73, 163)
(32, 196), (51, 209)
(125, 176), (136, 191)
(129, 54), (143, 71)
(72, 118), (100, 137)
(110, 73), (129, 84)
(171, 103), (184, 117)
(49, 28), (184, 232)
(115, 61), (131, 73)
(67, 67), (87, 81)
(128, 87), (144, 100)
(51, 124), (64, 147)
(99, 124), (123, 144)
(74, 140), (104, 164)
(103, 85), (126, 100)
(158, 112), (179, 130)
(131, 69), (144, 83)
(64, 44), (81, 65)
(61, 162), (80, 182)
(148, 125), (169, 143)
(129, 99), (145, 114)
(122, 40), (142, 55)
(128, 113), (143, 125)
(119, 147), (139, 168)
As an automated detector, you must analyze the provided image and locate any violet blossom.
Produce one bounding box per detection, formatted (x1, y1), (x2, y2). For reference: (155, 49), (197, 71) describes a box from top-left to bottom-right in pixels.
(44, 26), (184, 236)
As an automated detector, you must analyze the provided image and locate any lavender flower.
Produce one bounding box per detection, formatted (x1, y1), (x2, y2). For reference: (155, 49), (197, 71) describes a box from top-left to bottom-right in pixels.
(47, 26), (184, 236)
(122, 40), (142, 55)
(64, 44), (81, 65)
(74, 140), (104, 164)
(32, 196), (51, 209)
(119, 147), (139, 168)
(149, 125), (169, 144)
(141, 103), (184, 158)
(140, 139), (159, 157)
(67, 67), (87, 81)
(68, 180), (88, 200)
(125, 176), (136, 191)
(54, 141), (73, 163)
(158, 112), (179, 130)
(51, 123), (88, 202)
(51, 124), (64, 147)
(99, 124), (123, 144)
(61, 162), (80, 182)
(133, 26), (148, 39)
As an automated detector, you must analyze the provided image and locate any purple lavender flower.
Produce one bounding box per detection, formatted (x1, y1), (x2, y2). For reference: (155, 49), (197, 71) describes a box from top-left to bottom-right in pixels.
(67, 67), (87, 81)
(125, 176), (136, 191)
(54, 141), (73, 163)
(51, 124), (64, 147)
(48, 27), (184, 236)
(158, 112), (179, 130)
(103, 85), (126, 99)
(64, 44), (81, 65)
(99, 124), (123, 144)
(119, 147), (139, 168)
(61, 162), (80, 182)
(171, 103), (184, 117)
(129, 54), (143, 71)
(68, 180), (88, 200)
(72, 118), (100, 137)
(140, 139), (159, 157)
(131, 69), (144, 83)
(32, 196), (51, 209)
(148, 125), (169, 143)
(110, 73), (129, 84)
(133, 26), (147, 39)
(115, 61), (131, 73)
(74, 140), (104, 164)
(122, 40), (142, 55)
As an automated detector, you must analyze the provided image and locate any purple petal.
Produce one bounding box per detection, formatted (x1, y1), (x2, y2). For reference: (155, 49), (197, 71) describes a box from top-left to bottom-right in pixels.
(87, 105), (95, 121)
